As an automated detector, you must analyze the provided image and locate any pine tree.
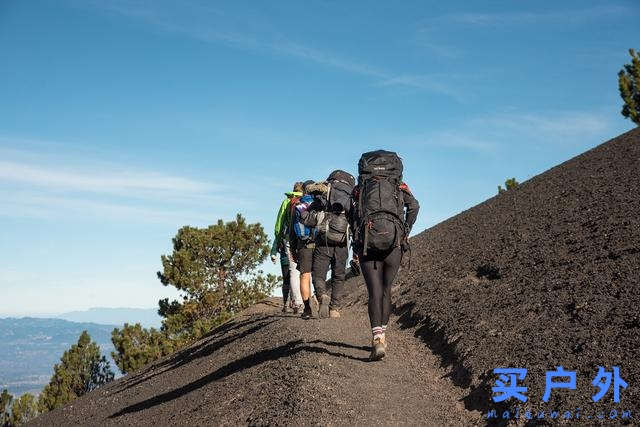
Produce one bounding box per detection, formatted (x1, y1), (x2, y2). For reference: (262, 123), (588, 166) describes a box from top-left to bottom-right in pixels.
(618, 48), (640, 126)
(38, 331), (114, 412)
(111, 324), (176, 374)
(157, 214), (277, 339)
(9, 394), (38, 426)
(111, 214), (277, 373)
(1, 389), (12, 427)
(498, 177), (519, 194)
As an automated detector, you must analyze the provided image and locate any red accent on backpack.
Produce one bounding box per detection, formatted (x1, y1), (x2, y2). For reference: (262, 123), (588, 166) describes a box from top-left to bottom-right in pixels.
(399, 182), (412, 195)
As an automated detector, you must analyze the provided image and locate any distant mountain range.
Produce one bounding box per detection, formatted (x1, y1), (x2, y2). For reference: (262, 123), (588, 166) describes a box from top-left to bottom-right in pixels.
(1, 308), (163, 397)
(57, 307), (161, 329)
(1, 317), (124, 397)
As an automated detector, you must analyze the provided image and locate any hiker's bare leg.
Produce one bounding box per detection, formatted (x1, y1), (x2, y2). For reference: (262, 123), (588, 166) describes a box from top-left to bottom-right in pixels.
(300, 272), (311, 300)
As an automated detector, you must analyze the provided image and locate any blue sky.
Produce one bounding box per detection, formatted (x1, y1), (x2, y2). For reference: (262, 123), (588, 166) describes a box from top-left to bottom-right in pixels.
(1, 0), (637, 315)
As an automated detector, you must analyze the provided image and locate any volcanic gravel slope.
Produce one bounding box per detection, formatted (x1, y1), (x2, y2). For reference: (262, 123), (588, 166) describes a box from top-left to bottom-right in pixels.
(31, 294), (481, 426)
(31, 128), (639, 426)
(393, 127), (640, 421)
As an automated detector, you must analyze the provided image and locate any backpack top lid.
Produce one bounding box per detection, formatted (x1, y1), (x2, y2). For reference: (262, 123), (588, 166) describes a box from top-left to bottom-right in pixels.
(326, 170), (354, 214)
(327, 169), (355, 188)
(358, 150), (403, 181)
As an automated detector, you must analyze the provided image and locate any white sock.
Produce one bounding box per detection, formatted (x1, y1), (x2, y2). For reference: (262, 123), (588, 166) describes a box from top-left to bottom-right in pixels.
(372, 327), (384, 340)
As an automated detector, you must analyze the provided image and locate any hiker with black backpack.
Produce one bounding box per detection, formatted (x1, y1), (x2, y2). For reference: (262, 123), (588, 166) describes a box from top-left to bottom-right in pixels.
(350, 150), (419, 361)
(300, 170), (355, 318)
(290, 180), (319, 319)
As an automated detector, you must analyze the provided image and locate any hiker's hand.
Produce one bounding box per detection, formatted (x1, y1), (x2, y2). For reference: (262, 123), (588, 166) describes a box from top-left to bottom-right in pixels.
(270, 254), (277, 264)
(349, 258), (361, 277)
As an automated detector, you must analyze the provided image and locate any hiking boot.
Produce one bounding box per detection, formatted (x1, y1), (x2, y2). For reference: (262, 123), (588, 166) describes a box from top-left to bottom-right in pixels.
(293, 304), (303, 314)
(318, 294), (330, 318)
(370, 336), (386, 361)
(329, 309), (340, 318)
(301, 305), (312, 319)
(311, 294), (319, 315)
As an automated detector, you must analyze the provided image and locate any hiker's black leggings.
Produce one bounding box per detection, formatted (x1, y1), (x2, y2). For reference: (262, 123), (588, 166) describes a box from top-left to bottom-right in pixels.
(361, 247), (402, 329)
(281, 262), (291, 304)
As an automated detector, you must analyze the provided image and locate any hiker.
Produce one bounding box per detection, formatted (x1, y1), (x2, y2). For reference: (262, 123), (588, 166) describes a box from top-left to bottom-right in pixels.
(350, 150), (419, 361)
(271, 182), (304, 313)
(301, 171), (355, 318)
(290, 180), (318, 319)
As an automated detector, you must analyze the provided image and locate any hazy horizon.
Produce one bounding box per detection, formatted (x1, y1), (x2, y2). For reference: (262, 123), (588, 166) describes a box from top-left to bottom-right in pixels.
(0, 306), (159, 321)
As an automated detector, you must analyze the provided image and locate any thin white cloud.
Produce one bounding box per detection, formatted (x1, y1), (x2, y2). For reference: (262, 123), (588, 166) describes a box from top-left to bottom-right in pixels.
(0, 160), (211, 195)
(378, 74), (465, 100)
(0, 142), (245, 224)
(90, 0), (384, 76)
(416, 40), (461, 60)
(0, 191), (217, 224)
(80, 0), (459, 98)
(404, 110), (611, 152)
(268, 39), (387, 79)
(433, 5), (632, 28)
(474, 112), (609, 139)
(420, 130), (497, 151)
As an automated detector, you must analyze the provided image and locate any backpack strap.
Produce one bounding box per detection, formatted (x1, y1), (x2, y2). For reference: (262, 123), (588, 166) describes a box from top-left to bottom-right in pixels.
(289, 197), (298, 225)
(289, 196), (300, 243)
(356, 184), (368, 255)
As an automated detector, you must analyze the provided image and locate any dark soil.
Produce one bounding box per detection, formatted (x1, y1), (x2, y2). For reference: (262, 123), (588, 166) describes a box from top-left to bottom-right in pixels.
(31, 128), (640, 426)
(393, 127), (640, 422)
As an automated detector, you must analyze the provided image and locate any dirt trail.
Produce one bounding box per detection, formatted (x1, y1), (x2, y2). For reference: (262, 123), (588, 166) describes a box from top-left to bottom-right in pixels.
(274, 295), (481, 426)
(32, 293), (482, 426)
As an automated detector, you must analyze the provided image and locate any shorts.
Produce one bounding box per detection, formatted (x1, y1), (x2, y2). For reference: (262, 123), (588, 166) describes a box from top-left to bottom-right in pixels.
(296, 246), (314, 274)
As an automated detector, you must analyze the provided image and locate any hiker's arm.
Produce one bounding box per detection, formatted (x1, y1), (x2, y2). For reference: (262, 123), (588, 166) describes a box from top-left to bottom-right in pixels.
(270, 240), (278, 259)
(401, 184), (420, 235)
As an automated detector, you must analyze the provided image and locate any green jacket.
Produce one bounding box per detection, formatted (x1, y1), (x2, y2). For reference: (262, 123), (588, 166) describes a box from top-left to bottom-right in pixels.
(270, 191), (302, 257)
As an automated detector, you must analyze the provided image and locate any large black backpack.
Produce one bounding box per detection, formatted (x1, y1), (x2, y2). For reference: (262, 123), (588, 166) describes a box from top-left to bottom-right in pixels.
(316, 170), (355, 245)
(356, 150), (405, 254)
